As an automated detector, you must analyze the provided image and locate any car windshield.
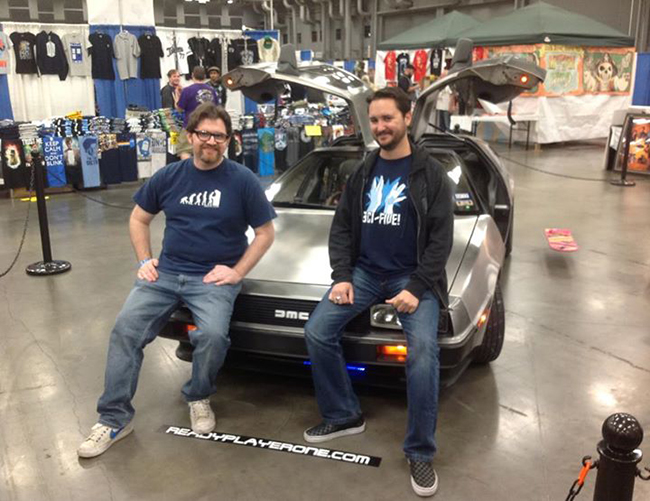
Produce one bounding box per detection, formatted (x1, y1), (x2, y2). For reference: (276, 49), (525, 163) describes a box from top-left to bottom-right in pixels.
(267, 149), (480, 215)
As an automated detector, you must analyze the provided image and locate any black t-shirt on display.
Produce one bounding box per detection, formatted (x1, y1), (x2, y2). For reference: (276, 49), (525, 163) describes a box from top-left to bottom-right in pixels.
(396, 52), (410, 79)
(206, 38), (222, 69)
(228, 38), (259, 70)
(88, 32), (115, 80)
(430, 49), (443, 77)
(138, 34), (164, 79)
(10, 32), (38, 74)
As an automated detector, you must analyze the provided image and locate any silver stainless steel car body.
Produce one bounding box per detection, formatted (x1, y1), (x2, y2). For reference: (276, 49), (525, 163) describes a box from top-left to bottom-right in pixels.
(160, 48), (546, 383)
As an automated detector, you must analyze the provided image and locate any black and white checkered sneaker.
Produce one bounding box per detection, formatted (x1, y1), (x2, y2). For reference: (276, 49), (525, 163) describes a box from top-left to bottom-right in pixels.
(408, 459), (439, 497)
(303, 416), (366, 443)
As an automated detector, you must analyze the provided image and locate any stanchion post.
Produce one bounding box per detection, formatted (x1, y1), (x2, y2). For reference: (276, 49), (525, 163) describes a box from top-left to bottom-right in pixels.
(25, 151), (72, 276)
(593, 413), (643, 501)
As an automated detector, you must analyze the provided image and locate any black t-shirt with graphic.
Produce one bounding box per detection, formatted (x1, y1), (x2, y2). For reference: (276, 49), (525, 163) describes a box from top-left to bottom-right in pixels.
(10, 32), (38, 74)
(138, 34), (164, 79)
(396, 52), (410, 79)
(430, 49), (443, 77)
(357, 155), (418, 276)
(88, 32), (115, 80)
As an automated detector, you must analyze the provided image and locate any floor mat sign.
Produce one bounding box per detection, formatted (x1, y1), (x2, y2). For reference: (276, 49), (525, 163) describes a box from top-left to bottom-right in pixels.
(160, 425), (381, 467)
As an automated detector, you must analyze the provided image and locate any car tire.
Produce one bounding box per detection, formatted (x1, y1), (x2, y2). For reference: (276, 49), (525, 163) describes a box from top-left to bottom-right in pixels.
(472, 283), (505, 364)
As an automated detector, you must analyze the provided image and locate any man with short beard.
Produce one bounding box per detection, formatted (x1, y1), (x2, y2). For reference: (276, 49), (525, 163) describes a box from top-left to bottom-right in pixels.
(160, 69), (183, 109)
(77, 103), (276, 459)
(303, 87), (454, 497)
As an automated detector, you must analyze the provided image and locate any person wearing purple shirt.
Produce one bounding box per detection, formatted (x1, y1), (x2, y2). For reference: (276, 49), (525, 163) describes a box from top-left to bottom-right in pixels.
(176, 66), (220, 159)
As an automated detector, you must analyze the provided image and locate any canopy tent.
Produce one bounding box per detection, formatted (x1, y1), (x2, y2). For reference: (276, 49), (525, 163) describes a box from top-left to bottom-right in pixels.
(377, 11), (480, 50)
(456, 2), (634, 47)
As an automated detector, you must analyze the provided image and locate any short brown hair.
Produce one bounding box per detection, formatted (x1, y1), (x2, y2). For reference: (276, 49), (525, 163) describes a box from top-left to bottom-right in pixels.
(167, 69), (179, 78)
(367, 87), (411, 116)
(186, 103), (232, 138)
(192, 66), (206, 80)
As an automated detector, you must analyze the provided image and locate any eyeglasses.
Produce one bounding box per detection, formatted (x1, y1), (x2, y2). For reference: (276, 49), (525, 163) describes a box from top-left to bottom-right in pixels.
(192, 130), (230, 144)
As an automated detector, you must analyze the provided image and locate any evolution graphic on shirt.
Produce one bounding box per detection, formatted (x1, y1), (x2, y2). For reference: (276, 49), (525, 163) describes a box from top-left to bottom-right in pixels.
(180, 189), (221, 208)
(362, 175), (407, 226)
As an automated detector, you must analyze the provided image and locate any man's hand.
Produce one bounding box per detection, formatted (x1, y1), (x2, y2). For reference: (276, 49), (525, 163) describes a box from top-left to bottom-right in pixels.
(137, 258), (159, 282)
(329, 282), (354, 305)
(386, 289), (419, 314)
(203, 265), (243, 286)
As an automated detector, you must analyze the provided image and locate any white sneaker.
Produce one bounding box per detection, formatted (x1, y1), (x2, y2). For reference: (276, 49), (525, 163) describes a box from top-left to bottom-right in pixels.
(77, 422), (134, 458)
(188, 399), (215, 434)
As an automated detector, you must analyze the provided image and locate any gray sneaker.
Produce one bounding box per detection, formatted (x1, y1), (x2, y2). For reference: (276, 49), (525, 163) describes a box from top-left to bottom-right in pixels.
(303, 416), (366, 443)
(188, 398), (216, 434)
(408, 459), (439, 497)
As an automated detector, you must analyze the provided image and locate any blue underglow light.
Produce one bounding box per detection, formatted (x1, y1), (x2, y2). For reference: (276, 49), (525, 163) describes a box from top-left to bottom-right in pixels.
(303, 361), (366, 372)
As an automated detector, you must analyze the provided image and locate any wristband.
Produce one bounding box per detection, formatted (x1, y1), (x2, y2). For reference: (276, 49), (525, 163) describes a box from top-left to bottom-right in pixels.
(139, 258), (152, 268)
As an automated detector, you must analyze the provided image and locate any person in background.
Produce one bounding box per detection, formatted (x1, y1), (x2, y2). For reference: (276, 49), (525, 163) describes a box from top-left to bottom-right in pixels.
(398, 64), (418, 101)
(361, 67), (377, 91)
(176, 66), (219, 160)
(435, 71), (452, 132)
(207, 66), (228, 107)
(161, 69), (183, 109)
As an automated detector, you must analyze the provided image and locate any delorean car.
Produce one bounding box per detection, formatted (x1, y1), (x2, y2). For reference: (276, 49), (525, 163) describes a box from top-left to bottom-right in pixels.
(159, 43), (545, 386)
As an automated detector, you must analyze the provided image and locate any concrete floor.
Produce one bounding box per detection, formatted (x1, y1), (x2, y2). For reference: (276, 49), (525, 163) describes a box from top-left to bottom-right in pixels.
(1, 141), (650, 501)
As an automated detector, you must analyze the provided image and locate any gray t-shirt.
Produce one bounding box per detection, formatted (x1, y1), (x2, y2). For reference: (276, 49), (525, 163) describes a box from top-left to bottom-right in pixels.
(62, 32), (90, 77)
(113, 31), (140, 80)
(0, 32), (12, 75)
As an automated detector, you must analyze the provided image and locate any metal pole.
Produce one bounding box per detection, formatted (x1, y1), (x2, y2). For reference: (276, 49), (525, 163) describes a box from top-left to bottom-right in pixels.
(25, 152), (72, 276)
(593, 413), (643, 501)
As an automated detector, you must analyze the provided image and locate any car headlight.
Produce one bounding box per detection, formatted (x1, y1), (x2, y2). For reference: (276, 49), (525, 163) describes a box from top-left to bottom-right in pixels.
(370, 304), (402, 330)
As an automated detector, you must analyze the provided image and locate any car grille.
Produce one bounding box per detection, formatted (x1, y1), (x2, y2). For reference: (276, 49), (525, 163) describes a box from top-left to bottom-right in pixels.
(231, 296), (449, 334)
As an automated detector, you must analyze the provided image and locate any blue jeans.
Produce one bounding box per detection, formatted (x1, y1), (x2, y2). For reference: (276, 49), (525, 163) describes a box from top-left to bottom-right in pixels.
(304, 267), (441, 462)
(97, 270), (241, 428)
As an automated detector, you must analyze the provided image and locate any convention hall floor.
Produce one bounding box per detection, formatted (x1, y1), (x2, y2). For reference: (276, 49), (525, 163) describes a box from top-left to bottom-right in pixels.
(1, 141), (649, 501)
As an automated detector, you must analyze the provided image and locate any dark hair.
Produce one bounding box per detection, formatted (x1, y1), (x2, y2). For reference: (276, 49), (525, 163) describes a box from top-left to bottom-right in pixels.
(167, 69), (179, 78)
(192, 66), (206, 80)
(186, 103), (232, 138)
(406, 64), (415, 70)
(367, 87), (412, 116)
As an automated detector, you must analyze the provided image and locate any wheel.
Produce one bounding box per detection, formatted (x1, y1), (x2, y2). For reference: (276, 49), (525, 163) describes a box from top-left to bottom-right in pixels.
(473, 283), (505, 364)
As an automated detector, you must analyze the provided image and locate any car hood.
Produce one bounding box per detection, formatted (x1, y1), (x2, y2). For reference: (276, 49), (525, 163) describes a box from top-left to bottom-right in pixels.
(245, 209), (476, 298)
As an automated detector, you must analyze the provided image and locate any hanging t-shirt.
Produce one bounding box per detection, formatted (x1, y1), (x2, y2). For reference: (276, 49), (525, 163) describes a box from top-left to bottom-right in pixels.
(228, 38), (259, 70)
(150, 131), (167, 176)
(36, 31), (69, 81)
(133, 158), (277, 274)
(257, 37), (280, 62)
(383, 51), (397, 82)
(205, 38), (222, 69)
(10, 32), (38, 74)
(413, 49), (428, 83)
(177, 83), (219, 127)
(62, 32), (90, 77)
(241, 129), (258, 173)
(79, 135), (101, 188)
(117, 133), (138, 182)
(396, 52), (410, 79)
(88, 32), (115, 80)
(1, 140), (28, 189)
(257, 127), (275, 177)
(43, 136), (67, 187)
(62, 137), (83, 186)
(138, 33), (163, 79)
(0, 32), (13, 75)
(114, 31), (140, 80)
(357, 155), (418, 276)
(429, 49), (443, 77)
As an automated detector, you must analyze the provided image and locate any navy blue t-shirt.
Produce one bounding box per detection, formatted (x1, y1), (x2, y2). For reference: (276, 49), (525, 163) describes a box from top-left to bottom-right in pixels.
(357, 155), (418, 276)
(133, 158), (276, 275)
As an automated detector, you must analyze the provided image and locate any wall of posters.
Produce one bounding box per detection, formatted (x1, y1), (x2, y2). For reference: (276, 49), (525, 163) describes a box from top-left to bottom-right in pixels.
(583, 49), (634, 94)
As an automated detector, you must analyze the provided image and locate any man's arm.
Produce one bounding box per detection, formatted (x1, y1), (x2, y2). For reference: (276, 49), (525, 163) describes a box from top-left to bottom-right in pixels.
(130, 205), (159, 282)
(203, 220), (275, 285)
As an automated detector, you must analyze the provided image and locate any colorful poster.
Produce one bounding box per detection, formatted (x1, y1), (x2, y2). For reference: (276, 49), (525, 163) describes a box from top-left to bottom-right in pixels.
(583, 48), (634, 94)
(627, 119), (650, 173)
(257, 127), (275, 177)
(487, 45), (542, 96)
(543, 50), (582, 96)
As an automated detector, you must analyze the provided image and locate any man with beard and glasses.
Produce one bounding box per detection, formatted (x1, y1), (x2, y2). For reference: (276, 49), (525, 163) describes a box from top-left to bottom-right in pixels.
(302, 87), (454, 497)
(78, 103), (276, 459)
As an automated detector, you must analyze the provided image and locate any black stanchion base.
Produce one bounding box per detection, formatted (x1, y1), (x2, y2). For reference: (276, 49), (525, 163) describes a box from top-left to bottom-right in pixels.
(26, 260), (72, 276)
(610, 179), (636, 187)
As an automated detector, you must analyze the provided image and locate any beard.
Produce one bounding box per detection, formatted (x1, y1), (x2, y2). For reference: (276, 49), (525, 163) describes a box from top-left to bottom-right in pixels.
(197, 145), (222, 166)
(375, 127), (407, 151)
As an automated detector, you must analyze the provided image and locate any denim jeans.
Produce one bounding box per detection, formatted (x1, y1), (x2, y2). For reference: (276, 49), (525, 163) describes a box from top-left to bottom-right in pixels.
(304, 266), (441, 462)
(97, 270), (241, 428)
